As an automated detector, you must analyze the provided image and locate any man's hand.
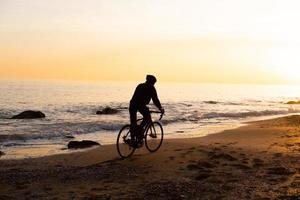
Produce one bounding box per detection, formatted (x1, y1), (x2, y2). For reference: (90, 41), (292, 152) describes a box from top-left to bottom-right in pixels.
(160, 107), (165, 114)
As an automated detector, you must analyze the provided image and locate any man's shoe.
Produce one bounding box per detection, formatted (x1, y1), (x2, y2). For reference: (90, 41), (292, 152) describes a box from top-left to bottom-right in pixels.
(149, 133), (157, 138)
(129, 139), (143, 148)
(128, 139), (136, 147)
(137, 140), (143, 148)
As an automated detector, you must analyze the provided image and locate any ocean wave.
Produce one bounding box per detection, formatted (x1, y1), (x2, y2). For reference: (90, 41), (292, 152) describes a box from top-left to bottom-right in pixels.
(202, 101), (247, 106)
(162, 109), (299, 124)
(200, 109), (297, 119)
(0, 132), (63, 143)
(0, 122), (124, 142)
(0, 110), (15, 119)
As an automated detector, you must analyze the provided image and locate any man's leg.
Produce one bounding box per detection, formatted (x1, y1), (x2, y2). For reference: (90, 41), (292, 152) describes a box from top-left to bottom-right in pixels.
(129, 105), (138, 140)
(139, 106), (151, 130)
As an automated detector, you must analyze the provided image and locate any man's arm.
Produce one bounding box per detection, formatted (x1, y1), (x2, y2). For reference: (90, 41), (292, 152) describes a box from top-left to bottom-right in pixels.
(151, 87), (162, 110)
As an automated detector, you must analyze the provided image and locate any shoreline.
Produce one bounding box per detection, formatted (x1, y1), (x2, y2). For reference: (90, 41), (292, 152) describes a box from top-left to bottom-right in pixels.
(1, 113), (297, 160)
(0, 115), (300, 199)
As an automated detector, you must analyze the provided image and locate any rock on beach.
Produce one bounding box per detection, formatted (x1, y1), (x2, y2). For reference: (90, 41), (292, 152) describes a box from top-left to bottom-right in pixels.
(67, 140), (100, 149)
(11, 110), (46, 119)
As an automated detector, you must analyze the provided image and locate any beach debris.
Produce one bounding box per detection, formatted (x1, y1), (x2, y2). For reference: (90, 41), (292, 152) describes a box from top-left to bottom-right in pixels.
(176, 130), (184, 133)
(96, 107), (119, 115)
(67, 140), (100, 149)
(209, 152), (237, 161)
(11, 110), (46, 119)
(286, 100), (300, 104)
(267, 167), (295, 176)
(204, 101), (219, 104)
(197, 161), (215, 168)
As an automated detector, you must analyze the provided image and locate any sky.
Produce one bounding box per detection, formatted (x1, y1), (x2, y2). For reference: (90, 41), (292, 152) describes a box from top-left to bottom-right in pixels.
(1, 0), (300, 84)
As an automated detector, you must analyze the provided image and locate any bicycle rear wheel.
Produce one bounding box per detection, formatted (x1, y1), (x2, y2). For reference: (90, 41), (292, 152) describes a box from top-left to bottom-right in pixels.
(117, 125), (136, 158)
(145, 122), (163, 152)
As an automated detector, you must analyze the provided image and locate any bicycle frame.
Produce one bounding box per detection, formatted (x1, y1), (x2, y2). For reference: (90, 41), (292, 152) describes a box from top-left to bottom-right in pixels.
(117, 110), (164, 158)
(135, 111), (164, 137)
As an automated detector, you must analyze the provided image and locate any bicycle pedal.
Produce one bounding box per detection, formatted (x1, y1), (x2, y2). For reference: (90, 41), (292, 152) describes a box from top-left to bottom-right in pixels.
(149, 133), (157, 138)
(136, 142), (144, 148)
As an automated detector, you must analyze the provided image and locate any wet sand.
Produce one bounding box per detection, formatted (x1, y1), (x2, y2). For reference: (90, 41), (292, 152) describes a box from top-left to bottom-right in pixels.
(0, 115), (300, 199)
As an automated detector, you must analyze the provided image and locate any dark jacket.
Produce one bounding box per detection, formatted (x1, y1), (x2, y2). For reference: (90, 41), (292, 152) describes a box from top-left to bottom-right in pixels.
(130, 83), (162, 109)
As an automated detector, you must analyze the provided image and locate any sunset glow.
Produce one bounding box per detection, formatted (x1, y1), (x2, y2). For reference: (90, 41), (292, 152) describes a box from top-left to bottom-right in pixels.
(1, 0), (300, 83)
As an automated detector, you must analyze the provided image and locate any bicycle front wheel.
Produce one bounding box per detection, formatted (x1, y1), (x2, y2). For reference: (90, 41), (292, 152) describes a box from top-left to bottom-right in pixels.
(145, 122), (163, 152)
(116, 125), (135, 158)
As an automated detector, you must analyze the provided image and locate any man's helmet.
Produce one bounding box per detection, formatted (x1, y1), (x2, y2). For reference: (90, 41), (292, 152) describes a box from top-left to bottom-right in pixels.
(146, 75), (157, 85)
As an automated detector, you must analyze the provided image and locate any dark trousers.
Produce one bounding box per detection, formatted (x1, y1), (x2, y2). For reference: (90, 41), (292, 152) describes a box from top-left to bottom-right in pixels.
(129, 103), (151, 138)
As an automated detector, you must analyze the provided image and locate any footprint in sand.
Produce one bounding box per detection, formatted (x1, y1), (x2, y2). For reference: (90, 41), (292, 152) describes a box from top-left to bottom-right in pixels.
(180, 150), (194, 157)
(195, 173), (211, 181)
(15, 184), (28, 190)
(231, 163), (251, 170)
(179, 167), (185, 171)
(197, 149), (208, 153)
(266, 167), (295, 176)
(273, 153), (282, 158)
(227, 142), (237, 145)
(22, 190), (31, 196)
(252, 158), (264, 168)
(197, 161), (215, 169)
(209, 153), (237, 162)
(43, 187), (53, 191)
(186, 164), (200, 170)
(227, 178), (240, 183)
(90, 188), (104, 192)
(213, 147), (221, 151)
(242, 159), (249, 164)
(180, 152), (187, 157)
(213, 160), (220, 165)
(174, 149), (183, 152)
(169, 156), (175, 160)
(186, 161), (215, 171)
(285, 143), (294, 147)
(290, 175), (300, 188)
(129, 157), (138, 162)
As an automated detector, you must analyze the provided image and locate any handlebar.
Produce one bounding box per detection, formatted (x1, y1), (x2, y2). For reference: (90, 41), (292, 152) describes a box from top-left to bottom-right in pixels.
(149, 110), (164, 120)
(136, 110), (164, 122)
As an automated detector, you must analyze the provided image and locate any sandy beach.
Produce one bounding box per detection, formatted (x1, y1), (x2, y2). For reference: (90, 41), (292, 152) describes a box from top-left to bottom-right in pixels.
(0, 115), (300, 199)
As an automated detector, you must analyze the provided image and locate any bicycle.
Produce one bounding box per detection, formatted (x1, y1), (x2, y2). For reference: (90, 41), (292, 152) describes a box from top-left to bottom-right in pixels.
(116, 111), (164, 158)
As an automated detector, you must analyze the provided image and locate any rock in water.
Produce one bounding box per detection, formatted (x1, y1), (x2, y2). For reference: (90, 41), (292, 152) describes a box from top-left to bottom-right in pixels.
(67, 140), (100, 149)
(64, 135), (75, 139)
(0, 151), (5, 157)
(96, 107), (118, 115)
(204, 101), (219, 104)
(287, 100), (300, 104)
(11, 110), (46, 119)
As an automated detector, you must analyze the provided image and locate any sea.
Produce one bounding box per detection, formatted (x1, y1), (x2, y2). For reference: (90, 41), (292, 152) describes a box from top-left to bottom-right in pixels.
(1, 80), (300, 159)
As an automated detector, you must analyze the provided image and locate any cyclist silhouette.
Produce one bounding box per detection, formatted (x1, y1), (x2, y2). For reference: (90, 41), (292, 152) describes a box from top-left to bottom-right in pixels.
(129, 75), (164, 146)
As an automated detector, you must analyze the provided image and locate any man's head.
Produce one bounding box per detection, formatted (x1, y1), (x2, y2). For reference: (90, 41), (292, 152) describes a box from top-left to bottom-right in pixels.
(146, 75), (157, 85)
